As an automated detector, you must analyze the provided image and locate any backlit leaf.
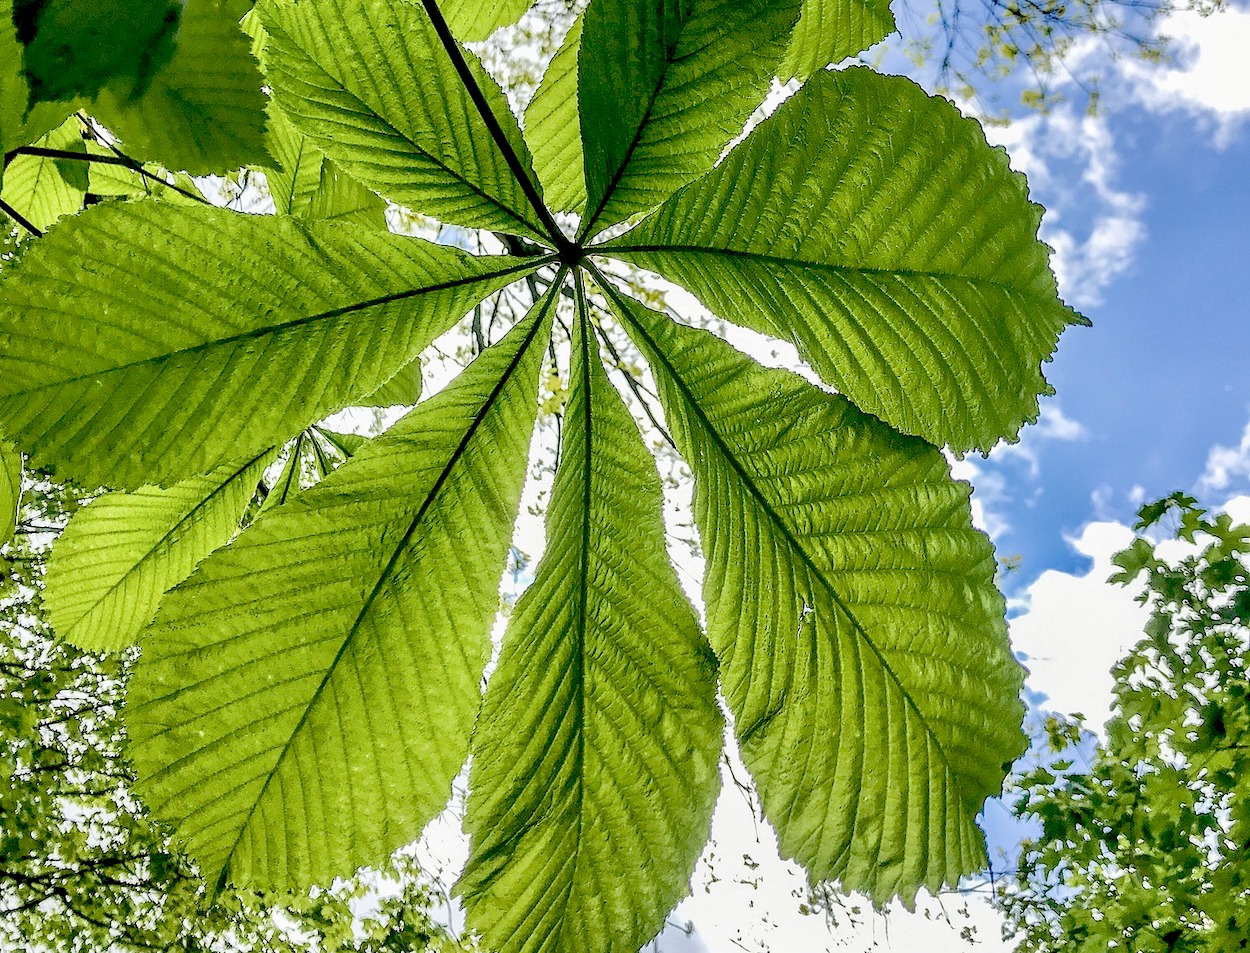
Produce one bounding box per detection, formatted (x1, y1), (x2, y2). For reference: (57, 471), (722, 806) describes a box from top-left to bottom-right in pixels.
(460, 288), (722, 953)
(44, 450), (273, 653)
(606, 68), (1082, 452)
(91, 0), (269, 173)
(0, 437), (19, 549)
(611, 288), (1025, 902)
(260, 0), (549, 240)
(577, 0), (800, 238)
(0, 202), (533, 488)
(125, 294), (555, 889)
(0, 116), (86, 230)
(777, 0), (896, 80)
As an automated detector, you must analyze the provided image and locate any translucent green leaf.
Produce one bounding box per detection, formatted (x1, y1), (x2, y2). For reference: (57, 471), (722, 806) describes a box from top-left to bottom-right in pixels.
(442, 0), (533, 42)
(611, 289), (1026, 902)
(524, 13), (585, 215)
(258, 434), (307, 514)
(0, 2), (28, 154)
(459, 291), (722, 953)
(357, 358), (422, 408)
(0, 202), (534, 488)
(0, 437), (20, 549)
(578, 0), (800, 239)
(262, 105), (386, 227)
(606, 68), (1083, 452)
(44, 450), (273, 653)
(260, 0), (549, 240)
(0, 116), (86, 231)
(126, 295), (555, 889)
(777, 0), (896, 80)
(90, 0), (269, 174)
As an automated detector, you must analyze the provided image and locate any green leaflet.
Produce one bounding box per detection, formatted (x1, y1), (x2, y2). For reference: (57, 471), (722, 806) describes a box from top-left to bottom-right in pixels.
(0, 116), (87, 231)
(606, 67), (1083, 453)
(577, 0), (800, 239)
(442, 0), (533, 41)
(524, 14), (584, 215)
(260, 0), (550, 241)
(44, 450), (273, 653)
(609, 286), (1025, 902)
(258, 433), (309, 515)
(81, 0), (269, 174)
(0, 202), (535, 488)
(126, 293), (555, 890)
(0, 2), (27, 157)
(459, 280), (722, 953)
(777, 0), (896, 80)
(358, 358), (422, 407)
(0, 438), (19, 549)
(262, 104), (386, 227)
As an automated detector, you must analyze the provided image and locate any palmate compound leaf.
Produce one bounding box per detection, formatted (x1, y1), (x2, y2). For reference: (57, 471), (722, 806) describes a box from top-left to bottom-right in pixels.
(125, 292), (556, 889)
(605, 67), (1085, 454)
(458, 277), (723, 953)
(0, 202), (535, 489)
(44, 450), (275, 654)
(260, 0), (552, 242)
(574, 0), (802, 240)
(605, 284), (1026, 902)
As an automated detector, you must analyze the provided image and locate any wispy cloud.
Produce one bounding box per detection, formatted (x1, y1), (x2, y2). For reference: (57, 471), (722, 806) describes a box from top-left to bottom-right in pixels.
(1199, 416), (1250, 491)
(985, 112), (1146, 309)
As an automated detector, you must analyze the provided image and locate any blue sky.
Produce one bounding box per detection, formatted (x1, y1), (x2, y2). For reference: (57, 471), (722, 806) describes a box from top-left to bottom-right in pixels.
(937, 7), (1250, 591)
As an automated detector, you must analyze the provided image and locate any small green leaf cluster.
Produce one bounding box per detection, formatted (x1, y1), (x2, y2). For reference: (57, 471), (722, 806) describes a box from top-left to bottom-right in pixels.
(0, 2), (1081, 951)
(1001, 494), (1250, 951)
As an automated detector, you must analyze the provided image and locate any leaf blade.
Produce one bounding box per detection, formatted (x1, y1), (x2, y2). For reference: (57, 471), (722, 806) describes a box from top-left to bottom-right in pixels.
(460, 288), (722, 953)
(0, 437), (19, 549)
(125, 295), (556, 889)
(578, 0), (801, 237)
(260, 0), (548, 240)
(0, 203), (532, 488)
(610, 289), (1026, 902)
(45, 450), (273, 653)
(606, 68), (1083, 452)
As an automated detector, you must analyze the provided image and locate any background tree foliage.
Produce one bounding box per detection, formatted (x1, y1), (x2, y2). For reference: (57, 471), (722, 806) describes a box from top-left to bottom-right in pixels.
(1000, 495), (1250, 951)
(0, 1), (1090, 951)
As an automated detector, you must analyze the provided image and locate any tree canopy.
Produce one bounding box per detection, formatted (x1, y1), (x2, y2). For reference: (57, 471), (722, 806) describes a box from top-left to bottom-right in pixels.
(1000, 495), (1250, 951)
(1, 2), (1081, 951)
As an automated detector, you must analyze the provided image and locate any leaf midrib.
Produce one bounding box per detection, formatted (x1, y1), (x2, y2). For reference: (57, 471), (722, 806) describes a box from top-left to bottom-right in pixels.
(1, 259), (546, 400)
(603, 244), (1056, 296)
(214, 272), (564, 889)
(598, 272), (964, 789)
(577, 9), (687, 242)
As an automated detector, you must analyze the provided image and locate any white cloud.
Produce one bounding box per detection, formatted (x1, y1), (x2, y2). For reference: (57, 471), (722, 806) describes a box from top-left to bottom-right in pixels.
(1008, 520), (1150, 730)
(984, 111), (1146, 308)
(1122, 5), (1250, 146)
(1199, 416), (1250, 491)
